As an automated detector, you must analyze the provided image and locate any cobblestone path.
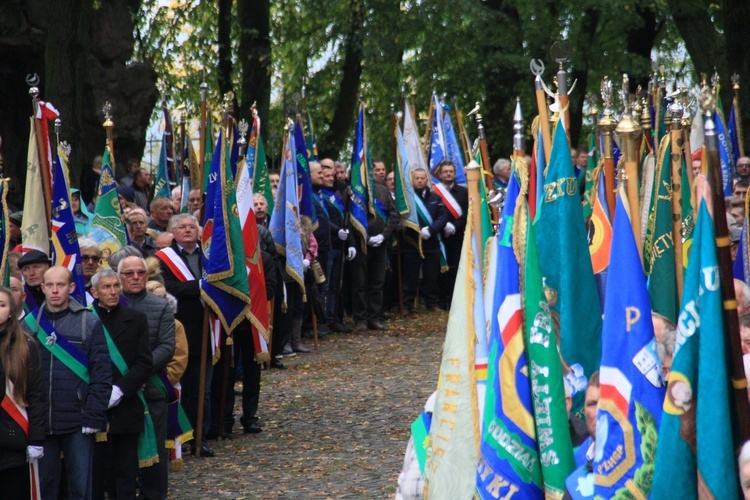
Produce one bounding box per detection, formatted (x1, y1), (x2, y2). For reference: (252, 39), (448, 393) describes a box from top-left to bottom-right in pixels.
(168, 310), (447, 499)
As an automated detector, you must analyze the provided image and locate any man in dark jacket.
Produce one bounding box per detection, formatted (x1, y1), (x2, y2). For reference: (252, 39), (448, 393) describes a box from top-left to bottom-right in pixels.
(351, 160), (400, 330)
(91, 269), (152, 499)
(26, 266), (111, 500)
(402, 168), (448, 312)
(18, 250), (50, 312)
(155, 214), (215, 457)
(433, 160), (469, 310)
(119, 254), (176, 496)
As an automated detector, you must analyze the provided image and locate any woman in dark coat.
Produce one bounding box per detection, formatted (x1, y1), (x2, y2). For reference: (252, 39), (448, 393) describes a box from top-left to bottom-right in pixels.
(0, 286), (46, 499)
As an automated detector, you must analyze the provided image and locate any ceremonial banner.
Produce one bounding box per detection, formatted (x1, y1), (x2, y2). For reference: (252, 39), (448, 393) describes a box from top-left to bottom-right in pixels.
(713, 110), (734, 197)
(402, 101), (430, 183)
(442, 108), (467, 186)
(269, 129), (305, 295)
(201, 127), (252, 336)
(651, 198), (738, 499)
(21, 118), (50, 254)
(89, 148), (128, 259)
(728, 102), (743, 165)
(593, 192), (664, 498)
(154, 133), (172, 199)
(427, 94), (446, 183)
(522, 197), (575, 498)
(304, 108), (319, 162)
(395, 125), (420, 235)
(689, 107), (704, 159)
(646, 136), (679, 322)
(424, 201), (481, 499)
(236, 119), (271, 363)
(528, 128), (546, 222)
(0, 179), (8, 286)
(535, 123), (602, 413)
(51, 152), (87, 305)
(349, 106), (369, 252)
(477, 171), (542, 499)
(201, 110), (214, 193)
(293, 119), (315, 225)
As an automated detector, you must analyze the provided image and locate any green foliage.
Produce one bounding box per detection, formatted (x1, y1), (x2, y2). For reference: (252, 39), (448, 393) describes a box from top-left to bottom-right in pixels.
(134, 0), (686, 167)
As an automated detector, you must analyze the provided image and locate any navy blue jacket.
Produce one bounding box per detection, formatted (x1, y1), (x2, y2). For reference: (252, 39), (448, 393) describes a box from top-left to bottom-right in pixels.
(24, 300), (111, 434)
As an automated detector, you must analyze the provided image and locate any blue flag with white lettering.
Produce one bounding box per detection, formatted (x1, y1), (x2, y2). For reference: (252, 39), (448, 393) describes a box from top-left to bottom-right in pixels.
(349, 106), (369, 252)
(593, 191), (664, 498)
(714, 111), (734, 196)
(428, 95), (446, 183)
(293, 119), (315, 225)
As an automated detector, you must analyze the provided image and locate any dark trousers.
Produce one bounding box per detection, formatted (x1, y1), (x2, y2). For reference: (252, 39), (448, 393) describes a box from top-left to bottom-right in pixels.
(439, 235), (463, 309)
(39, 431), (94, 500)
(384, 246), (402, 313)
(0, 464), (31, 500)
(181, 355), (214, 438)
(210, 320), (261, 434)
(402, 249), (440, 310)
(139, 394), (168, 500)
(351, 244), (387, 322)
(325, 248), (343, 322)
(92, 432), (139, 500)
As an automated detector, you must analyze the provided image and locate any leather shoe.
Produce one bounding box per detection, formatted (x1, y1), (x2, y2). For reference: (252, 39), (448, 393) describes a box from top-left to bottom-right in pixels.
(244, 423), (262, 434)
(270, 357), (286, 369)
(331, 322), (353, 333)
(190, 442), (216, 458)
(292, 343), (311, 353)
(367, 321), (389, 331)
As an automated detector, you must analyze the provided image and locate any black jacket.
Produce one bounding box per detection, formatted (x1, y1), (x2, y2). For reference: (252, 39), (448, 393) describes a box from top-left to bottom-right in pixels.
(312, 186), (332, 253)
(24, 301), (112, 434)
(93, 302), (152, 434)
(0, 332), (46, 472)
(159, 241), (205, 358)
(438, 182), (469, 242)
(409, 187), (448, 253)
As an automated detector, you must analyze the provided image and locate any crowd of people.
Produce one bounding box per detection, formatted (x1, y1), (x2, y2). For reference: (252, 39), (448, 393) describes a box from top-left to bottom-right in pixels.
(0, 146), (523, 498)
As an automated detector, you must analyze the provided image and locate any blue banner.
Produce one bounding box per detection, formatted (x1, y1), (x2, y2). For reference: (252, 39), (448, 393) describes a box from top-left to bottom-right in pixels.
(594, 193), (664, 497)
(349, 106), (369, 251)
(442, 106), (467, 185)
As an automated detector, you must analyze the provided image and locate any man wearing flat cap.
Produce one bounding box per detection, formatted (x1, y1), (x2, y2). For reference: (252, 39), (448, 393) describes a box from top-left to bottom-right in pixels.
(8, 211), (22, 249)
(18, 250), (51, 312)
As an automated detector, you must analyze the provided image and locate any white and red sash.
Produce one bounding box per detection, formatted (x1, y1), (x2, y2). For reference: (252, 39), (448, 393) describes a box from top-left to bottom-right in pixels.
(432, 183), (463, 220)
(155, 248), (219, 358)
(155, 247), (196, 282)
(2, 380), (41, 500)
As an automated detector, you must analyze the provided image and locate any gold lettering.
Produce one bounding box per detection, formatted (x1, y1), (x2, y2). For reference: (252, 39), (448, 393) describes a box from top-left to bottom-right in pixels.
(439, 419), (455, 430)
(445, 373), (461, 384)
(444, 389), (460, 397)
(500, 484), (520, 500)
(434, 447), (445, 458)
(625, 307), (641, 332)
(446, 358), (460, 367)
(442, 402), (458, 413)
(436, 433), (450, 442)
(477, 459), (493, 481)
(486, 475), (509, 498)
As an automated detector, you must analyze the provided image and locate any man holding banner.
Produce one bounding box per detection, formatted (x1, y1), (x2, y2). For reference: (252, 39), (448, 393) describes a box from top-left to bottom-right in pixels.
(433, 160), (468, 310)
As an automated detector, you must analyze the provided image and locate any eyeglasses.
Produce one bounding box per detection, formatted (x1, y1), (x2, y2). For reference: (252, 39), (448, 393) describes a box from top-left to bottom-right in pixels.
(738, 163), (750, 168)
(120, 270), (148, 277)
(82, 255), (100, 262)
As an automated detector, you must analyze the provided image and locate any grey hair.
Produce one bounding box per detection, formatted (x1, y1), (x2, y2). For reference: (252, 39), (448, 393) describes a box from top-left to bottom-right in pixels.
(168, 213), (199, 231)
(492, 158), (511, 175)
(77, 237), (100, 253)
(738, 280), (750, 308)
(109, 246), (144, 271)
(90, 268), (119, 288)
(117, 255), (148, 274)
(653, 312), (677, 364)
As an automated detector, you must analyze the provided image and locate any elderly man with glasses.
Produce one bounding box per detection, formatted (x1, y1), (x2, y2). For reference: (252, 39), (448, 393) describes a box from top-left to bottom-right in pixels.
(738, 157), (750, 183)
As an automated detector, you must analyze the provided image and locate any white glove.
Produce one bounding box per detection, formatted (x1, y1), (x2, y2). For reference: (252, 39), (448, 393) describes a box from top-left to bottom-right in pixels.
(108, 385), (123, 409)
(444, 222), (456, 237)
(81, 427), (99, 435)
(338, 229), (349, 241)
(420, 227), (431, 240)
(367, 234), (385, 247)
(347, 247), (357, 261)
(302, 259), (311, 271)
(27, 445), (44, 462)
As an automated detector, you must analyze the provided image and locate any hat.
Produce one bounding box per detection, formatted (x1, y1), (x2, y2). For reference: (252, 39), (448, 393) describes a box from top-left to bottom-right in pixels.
(17, 250), (51, 269)
(117, 186), (135, 203)
(9, 211), (22, 227)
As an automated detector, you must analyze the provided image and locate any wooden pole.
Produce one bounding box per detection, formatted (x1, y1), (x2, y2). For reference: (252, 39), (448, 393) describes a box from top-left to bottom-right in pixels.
(668, 110), (684, 304)
(598, 77), (617, 223)
(311, 301), (319, 350)
(29, 88), (53, 227)
(534, 76), (553, 165)
(466, 164), (482, 257)
(198, 83), (208, 188)
(454, 101), (472, 166)
(422, 95), (435, 158)
(477, 114), (497, 224)
(704, 105), (750, 444)
(615, 75), (644, 266)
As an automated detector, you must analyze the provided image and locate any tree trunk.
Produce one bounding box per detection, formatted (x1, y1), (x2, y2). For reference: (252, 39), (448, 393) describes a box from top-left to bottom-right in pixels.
(569, 8), (601, 149)
(237, 0), (271, 142)
(217, 0), (234, 98)
(317, 0), (365, 160)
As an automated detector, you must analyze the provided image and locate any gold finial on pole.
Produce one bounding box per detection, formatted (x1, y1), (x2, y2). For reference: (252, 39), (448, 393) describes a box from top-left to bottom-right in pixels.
(598, 76), (618, 221)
